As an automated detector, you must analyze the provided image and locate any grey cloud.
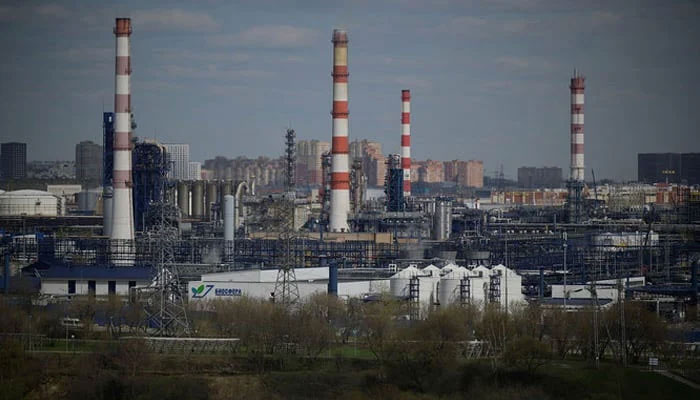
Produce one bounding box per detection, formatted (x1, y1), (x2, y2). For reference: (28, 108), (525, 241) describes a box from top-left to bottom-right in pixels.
(0, 3), (70, 21)
(162, 64), (273, 81)
(34, 4), (70, 18)
(132, 8), (219, 32)
(0, 5), (18, 21)
(209, 25), (320, 48)
(152, 48), (251, 64)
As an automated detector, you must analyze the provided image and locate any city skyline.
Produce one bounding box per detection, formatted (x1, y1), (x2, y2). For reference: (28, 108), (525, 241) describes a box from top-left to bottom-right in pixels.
(1, 1), (698, 181)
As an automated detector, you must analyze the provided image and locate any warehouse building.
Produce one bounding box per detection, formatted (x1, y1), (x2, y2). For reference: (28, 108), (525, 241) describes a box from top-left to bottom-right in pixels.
(188, 267), (388, 302)
(25, 264), (153, 297)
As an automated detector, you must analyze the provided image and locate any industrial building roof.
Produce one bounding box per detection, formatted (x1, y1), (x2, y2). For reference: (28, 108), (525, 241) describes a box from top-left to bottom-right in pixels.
(24, 263), (154, 280)
(0, 189), (56, 197)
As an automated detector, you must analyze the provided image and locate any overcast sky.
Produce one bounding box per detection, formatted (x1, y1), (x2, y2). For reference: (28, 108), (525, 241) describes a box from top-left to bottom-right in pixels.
(1, 0), (698, 181)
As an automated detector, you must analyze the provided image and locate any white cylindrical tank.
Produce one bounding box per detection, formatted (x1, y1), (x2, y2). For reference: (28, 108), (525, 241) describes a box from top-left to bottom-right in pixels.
(390, 265), (419, 298)
(491, 264), (524, 310)
(0, 190), (60, 216)
(223, 195), (234, 241)
(470, 265), (491, 305)
(438, 265), (469, 306)
(420, 265), (441, 306)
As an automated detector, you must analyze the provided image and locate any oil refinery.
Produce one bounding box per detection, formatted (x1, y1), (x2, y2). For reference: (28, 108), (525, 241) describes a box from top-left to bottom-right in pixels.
(1, 17), (698, 335)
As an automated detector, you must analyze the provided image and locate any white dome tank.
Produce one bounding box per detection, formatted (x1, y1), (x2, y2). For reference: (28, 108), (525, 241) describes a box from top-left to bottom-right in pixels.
(438, 265), (470, 306)
(390, 265), (419, 298)
(420, 265), (442, 306)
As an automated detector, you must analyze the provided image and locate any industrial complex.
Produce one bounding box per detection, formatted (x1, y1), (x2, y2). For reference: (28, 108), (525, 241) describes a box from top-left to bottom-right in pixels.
(0, 17), (698, 340)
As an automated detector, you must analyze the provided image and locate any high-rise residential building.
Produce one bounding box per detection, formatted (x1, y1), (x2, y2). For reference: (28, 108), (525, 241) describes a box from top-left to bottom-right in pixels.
(1, 142), (27, 180)
(412, 160), (444, 183)
(349, 140), (385, 187)
(442, 160), (483, 187)
(75, 140), (103, 186)
(465, 160), (484, 188)
(297, 140), (330, 186)
(203, 156), (286, 187)
(517, 166), (562, 188)
(163, 143), (190, 180)
(189, 161), (202, 180)
(638, 153), (700, 185)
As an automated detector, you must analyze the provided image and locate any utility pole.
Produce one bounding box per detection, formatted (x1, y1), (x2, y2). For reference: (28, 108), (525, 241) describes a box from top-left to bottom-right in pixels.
(563, 232), (568, 310)
(618, 277), (627, 367)
(590, 281), (600, 369)
(504, 235), (509, 315)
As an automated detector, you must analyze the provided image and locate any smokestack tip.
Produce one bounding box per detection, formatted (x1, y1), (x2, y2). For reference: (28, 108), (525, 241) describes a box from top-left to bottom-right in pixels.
(114, 18), (132, 35)
(402, 89), (411, 100)
(332, 29), (348, 43)
(570, 69), (585, 88)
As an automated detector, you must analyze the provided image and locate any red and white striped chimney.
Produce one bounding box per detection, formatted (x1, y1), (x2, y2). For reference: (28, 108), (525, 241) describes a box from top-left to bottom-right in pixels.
(111, 18), (135, 261)
(329, 29), (350, 232)
(570, 71), (585, 182)
(401, 89), (411, 197)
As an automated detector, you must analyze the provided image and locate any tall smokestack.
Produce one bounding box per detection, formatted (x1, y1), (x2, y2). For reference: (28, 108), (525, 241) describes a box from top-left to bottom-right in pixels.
(111, 18), (135, 263)
(329, 29), (350, 232)
(401, 90), (411, 197)
(570, 71), (585, 182)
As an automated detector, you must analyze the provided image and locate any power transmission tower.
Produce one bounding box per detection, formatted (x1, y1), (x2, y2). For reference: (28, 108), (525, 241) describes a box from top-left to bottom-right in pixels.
(137, 202), (190, 336)
(273, 201), (300, 306)
(274, 127), (301, 306)
(285, 128), (296, 195)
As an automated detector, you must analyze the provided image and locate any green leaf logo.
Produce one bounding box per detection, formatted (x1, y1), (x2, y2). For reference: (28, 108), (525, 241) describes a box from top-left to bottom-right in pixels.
(196, 284), (205, 294)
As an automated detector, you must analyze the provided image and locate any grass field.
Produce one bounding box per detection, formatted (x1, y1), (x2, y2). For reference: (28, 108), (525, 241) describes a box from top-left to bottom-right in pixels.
(7, 342), (699, 400)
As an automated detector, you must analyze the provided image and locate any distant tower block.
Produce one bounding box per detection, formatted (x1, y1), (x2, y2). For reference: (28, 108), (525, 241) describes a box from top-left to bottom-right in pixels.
(110, 17), (135, 264)
(570, 71), (585, 182)
(329, 29), (350, 232)
(401, 90), (411, 197)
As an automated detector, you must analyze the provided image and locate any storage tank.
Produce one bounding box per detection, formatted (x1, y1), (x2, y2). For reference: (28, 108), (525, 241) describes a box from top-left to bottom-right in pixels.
(177, 181), (189, 217)
(438, 265), (470, 306)
(221, 179), (232, 197)
(422, 264), (441, 278)
(223, 195), (234, 241)
(191, 181), (204, 219)
(205, 180), (218, 220)
(420, 265), (442, 306)
(470, 265), (491, 305)
(76, 190), (101, 213)
(432, 199), (452, 240)
(0, 190), (60, 216)
(491, 264), (524, 310)
(390, 265), (419, 298)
